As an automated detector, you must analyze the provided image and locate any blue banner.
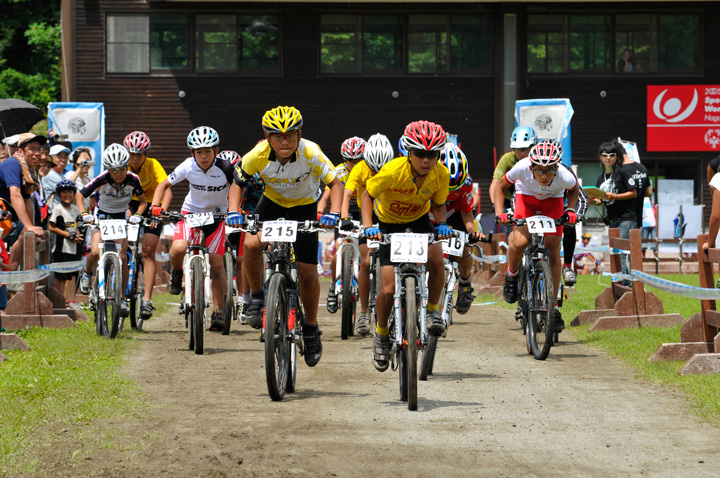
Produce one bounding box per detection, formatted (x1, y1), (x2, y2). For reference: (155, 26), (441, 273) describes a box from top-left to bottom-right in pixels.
(47, 102), (105, 178)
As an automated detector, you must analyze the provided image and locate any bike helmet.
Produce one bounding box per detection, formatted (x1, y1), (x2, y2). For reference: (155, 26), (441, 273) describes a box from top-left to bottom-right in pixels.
(510, 126), (538, 149)
(440, 143), (468, 192)
(528, 139), (563, 168)
(218, 150), (241, 165)
(102, 143), (130, 170)
(124, 131), (151, 153)
(340, 137), (366, 161)
(186, 126), (220, 150)
(397, 137), (408, 157)
(582, 233), (592, 240)
(261, 106), (303, 134)
(364, 133), (394, 173)
(401, 120), (446, 153)
(55, 178), (77, 193)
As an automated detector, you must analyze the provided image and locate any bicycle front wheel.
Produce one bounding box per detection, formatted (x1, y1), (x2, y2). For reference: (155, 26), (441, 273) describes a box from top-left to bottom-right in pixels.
(340, 246), (355, 340)
(420, 334), (438, 381)
(129, 251), (143, 330)
(102, 254), (123, 339)
(528, 261), (554, 360)
(404, 276), (418, 411)
(191, 257), (205, 355)
(265, 273), (290, 401)
(222, 251), (235, 335)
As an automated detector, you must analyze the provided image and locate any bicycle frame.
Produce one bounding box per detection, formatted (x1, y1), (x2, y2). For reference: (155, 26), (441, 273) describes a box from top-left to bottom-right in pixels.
(91, 219), (129, 304)
(333, 228), (361, 299)
(125, 222), (143, 298)
(390, 263), (429, 361)
(182, 226), (212, 316)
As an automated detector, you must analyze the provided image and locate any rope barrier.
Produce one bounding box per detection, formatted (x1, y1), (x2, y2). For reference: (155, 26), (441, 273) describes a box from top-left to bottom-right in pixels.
(0, 269), (50, 283)
(39, 259), (86, 273)
(631, 269), (720, 300)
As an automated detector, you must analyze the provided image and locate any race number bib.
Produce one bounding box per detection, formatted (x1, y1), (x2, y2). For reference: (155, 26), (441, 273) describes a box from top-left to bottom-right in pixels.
(442, 232), (466, 257)
(127, 223), (140, 242)
(185, 213), (214, 228)
(262, 220), (298, 243)
(99, 220), (126, 240)
(526, 215), (556, 234)
(390, 233), (427, 263)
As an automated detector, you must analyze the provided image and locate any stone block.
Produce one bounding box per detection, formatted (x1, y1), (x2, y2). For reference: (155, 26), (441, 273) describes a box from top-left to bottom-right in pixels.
(589, 313), (686, 332)
(571, 309), (615, 327)
(648, 342), (714, 362)
(52, 309), (89, 322)
(680, 313), (705, 343)
(2, 315), (77, 330)
(0, 333), (30, 351)
(0, 351), (6, 362)
(679, 353), (720, 375)
(594, 287), (615, 310)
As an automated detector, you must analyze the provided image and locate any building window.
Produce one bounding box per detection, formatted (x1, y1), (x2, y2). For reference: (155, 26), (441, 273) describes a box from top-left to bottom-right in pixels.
(107, 15), (149, 73)
(150, 15), (189, 70)
(528, 12), (701, 75)
(320, 13), (491, 76)
(106, 13), (280, 75)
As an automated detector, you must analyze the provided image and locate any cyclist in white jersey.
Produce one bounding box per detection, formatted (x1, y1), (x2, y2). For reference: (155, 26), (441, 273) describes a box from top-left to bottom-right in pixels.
(151, 126), (235, 331)
(77, 144), (146, 316)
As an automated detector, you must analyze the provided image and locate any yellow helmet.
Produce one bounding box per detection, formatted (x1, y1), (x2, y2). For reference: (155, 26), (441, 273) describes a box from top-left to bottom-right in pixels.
(261, 106), (303, 134)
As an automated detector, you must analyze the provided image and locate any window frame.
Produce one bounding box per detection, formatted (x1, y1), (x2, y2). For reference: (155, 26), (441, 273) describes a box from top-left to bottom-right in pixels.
(105, 11), (282, 77)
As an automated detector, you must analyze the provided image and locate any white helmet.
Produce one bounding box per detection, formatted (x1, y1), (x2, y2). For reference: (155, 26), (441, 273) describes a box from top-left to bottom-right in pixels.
(510, 126), (537, 149)
(187, 126), (220, 150)
(364, 133), (394, 173)
(102, 143), (129, 170)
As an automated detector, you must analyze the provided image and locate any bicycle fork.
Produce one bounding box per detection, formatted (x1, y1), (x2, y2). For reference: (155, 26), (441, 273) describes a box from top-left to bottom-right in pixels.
(183, 251), (211, 311)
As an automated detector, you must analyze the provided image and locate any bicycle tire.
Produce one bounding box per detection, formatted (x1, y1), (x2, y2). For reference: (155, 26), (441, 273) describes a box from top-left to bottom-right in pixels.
(105, 254), (123, 339)
(528, 260), (554, 360)
(265, 273), (290, 401)
(369, 252), (381, 326)
(186, 308), (194, 351)
(340, 246), (355, 340)
(404, 276), (418, 410)
(192, 257), (205, 355)
(222, 251), (235, 335)
(420, 334), (438, 381)
(287, 303), (300, 394)
(397, 319), (407, 402)
(128, 250), (142, 330)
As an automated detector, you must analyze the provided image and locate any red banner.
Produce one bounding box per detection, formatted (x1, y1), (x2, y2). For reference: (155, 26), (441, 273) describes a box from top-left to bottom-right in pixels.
(647, 85), (720, 151)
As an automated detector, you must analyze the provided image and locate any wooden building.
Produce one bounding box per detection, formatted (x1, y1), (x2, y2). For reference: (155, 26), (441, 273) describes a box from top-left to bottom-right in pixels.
(61, 1), (720, 219)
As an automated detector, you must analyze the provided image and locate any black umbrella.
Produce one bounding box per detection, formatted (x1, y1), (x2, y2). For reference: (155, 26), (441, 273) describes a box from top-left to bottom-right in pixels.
(0, 98), (46, 139)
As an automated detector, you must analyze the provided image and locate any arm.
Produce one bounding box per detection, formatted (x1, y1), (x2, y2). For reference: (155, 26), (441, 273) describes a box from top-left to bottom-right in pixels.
(605, 189), (637, 201)
(565, 184), (579, 211)
(431, 203), (448, 225)
(135, 193), (148, 216)
(709, 191), (720, 248)
(460, 209), (477, 234)
(48, 221), (70, 239)
(493, 178), (512, 217)
(228, 182), (244, 213)
(708, 165), (715, 185)
(361, 190), (374, 229)
(75, 191), (86, 214)
(645, 183), (653, 198)
(10, 186), (43, 236)
(489, 179), (499, 207)
(151, 179), (171, 209)
(326, 178), (343, 215)
(316, 187), (330, 217)
(66, 168), (82, 182)
(340, 188), (354, 219)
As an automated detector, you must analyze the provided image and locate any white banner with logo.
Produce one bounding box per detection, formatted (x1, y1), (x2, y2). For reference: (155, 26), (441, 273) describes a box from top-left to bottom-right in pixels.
(515, 98), (573, 166)
(47, 102), (105, 178)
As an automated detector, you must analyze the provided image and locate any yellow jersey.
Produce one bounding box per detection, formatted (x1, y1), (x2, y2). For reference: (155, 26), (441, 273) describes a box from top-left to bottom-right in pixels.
(366, 156), (449, 223)
(240, 139), (336, 208)
(345, 160), (374, 210)
(129, 156), (167, 203)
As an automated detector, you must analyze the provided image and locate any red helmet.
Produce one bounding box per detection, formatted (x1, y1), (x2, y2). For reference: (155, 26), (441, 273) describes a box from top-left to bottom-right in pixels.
(401, 121), (446, 153)
(124, 131), (151, 154)
(340, 137), (366, 161)
(528, 139), (563, 168)
(218, 150), (241, 165)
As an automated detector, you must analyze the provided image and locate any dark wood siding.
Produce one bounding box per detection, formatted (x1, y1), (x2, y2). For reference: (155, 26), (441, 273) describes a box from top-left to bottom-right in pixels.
(74, 2), (496, 210)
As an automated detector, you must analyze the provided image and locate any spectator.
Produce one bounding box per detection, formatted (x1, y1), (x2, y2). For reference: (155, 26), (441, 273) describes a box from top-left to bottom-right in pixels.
(42, 144), (71, 209)
(0, 237), (18, 311)
(618, 49), (642, 73)
(65, 147), (95, 210)
(573, 233), (602, 275)
(620, 144), (653, 230)
(2, 134), (20, 160)
(47, 179), (83, 309)
(707, 155), (720, 185)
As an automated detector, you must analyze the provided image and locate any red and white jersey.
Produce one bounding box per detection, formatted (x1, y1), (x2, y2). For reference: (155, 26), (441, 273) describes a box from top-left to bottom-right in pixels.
(504, 158), (576, 200)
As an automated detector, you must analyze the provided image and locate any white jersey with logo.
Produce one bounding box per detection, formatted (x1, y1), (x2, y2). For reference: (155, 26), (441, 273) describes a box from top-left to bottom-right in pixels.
(504, 158), (577, 200)
(167, 157), (235, 213)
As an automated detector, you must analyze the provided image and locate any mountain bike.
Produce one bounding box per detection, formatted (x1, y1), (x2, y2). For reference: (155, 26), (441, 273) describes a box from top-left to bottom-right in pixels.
(163, 211), (227, 355)
(509, 214), (570, 360)
(420, 232), (489, 380)
(222, 227), (241, 335)
(334, 221), (361, 339)
(377, 231), (439, 411)
(126, 219), (144, 330)
(242, 216), (324, 401)
(88, 216), (132, 339)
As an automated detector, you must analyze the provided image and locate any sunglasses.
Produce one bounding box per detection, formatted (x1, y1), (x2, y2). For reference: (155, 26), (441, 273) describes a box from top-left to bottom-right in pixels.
(600, 152), (617, 158)
(108, 166), (127, 173)
(531, 167), (557, 176)
(269, 132), (299, 142)
(411, 149), (440, 160)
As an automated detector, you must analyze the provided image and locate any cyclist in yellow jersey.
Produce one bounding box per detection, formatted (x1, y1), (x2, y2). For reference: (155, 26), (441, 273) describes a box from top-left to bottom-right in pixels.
(339, 133), (394, 335)
(227, 106), (342, 368)
(361, 121), (451, 372)
(124, 131), (171, 319)
(322, 136), (365, 314)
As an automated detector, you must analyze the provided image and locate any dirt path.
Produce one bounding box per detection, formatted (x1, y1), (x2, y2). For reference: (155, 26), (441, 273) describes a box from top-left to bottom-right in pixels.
(35, 300), (720, 477)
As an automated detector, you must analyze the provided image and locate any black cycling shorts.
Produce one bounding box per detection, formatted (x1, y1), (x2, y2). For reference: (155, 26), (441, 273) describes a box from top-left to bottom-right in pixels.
(254, 197), (318, 265)
(378, 214), (434, 267)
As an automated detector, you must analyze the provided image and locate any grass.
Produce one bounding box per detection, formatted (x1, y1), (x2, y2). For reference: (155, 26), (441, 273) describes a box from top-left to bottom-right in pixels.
(475, 272), (720, 423)
(0, 295), (173, 475)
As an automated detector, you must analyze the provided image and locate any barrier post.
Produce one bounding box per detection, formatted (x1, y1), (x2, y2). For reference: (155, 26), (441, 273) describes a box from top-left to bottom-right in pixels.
(474, 232), (505, 296)
(571, 228), (684, 330)
(649, 233), (720, 372)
